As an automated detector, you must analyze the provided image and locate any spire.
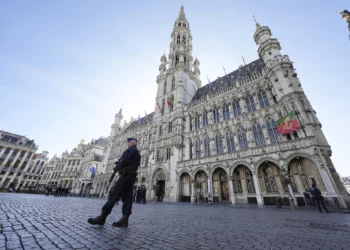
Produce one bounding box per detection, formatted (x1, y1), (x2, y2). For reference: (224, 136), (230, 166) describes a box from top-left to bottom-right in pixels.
(253, 15), (261, 29)
(178, 6), (186, 20)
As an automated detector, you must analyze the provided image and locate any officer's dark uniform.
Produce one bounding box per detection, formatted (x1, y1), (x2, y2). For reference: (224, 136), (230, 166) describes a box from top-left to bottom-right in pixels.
(310, 184), (330, 213)
(88, 138), (141, 227)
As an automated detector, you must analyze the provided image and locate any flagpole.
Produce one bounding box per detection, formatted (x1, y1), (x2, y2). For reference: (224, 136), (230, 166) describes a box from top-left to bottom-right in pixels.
(292, 105), (307, 137)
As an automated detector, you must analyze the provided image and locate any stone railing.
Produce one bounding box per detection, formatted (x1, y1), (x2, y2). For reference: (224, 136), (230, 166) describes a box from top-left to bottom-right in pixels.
(177, 137), (317, 168)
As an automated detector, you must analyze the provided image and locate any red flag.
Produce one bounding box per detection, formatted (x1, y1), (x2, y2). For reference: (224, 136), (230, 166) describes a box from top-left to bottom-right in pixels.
(167, 99), (171, 107)
(276, 112), (301, 135)
(156, 102), (161, 111)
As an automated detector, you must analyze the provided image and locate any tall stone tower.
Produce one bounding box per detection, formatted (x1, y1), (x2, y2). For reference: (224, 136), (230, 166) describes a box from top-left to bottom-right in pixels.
(254, 19), (350, 208)
(151, 6), (201, 201)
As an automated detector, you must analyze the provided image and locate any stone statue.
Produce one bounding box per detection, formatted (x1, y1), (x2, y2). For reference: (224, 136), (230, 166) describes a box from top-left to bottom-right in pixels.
(338, 10), (350, 39)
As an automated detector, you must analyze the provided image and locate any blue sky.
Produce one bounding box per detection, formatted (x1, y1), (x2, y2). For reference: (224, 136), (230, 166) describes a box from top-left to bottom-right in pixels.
(1, 1), (349, 176)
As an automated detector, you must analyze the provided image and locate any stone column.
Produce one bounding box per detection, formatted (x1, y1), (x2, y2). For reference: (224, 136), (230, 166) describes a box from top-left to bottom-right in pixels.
(253, 94), (260, 110)
(0, 147), (6, 159)
(266, 89), (275, 105)
(252, 170), (264, 206)
(207, 176), (213, 203)
(191, 180), (195, 204)
(228, 176), (236, 204)
(287, 183), (298, 207)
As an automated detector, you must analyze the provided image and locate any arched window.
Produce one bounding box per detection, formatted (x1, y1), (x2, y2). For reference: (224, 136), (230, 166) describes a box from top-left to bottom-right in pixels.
(232, 169), (242, 193)
(215, 134), (223, 154)
(203, 111), (209, 127)
(238, 127), (248, 149)
(245, 168), (255, 193)
(183, 35), (186, 44)
(246, 95), (256, 112)
(213, 107), (220, 123)
(163, 81), (167, 95)
(195, 139), (201, 158)
(252, 123), (265, 146)
(195, 115), (200, 129)
(178, 22), (181, 27)
(177, 35), (180, 44)
(171, 77), (175, 91)
(169, 95), (174, 112)
(204, 136), (210, 156)
(161, 99), (165, 115)
(222, 103), (230, 120)
(258, 89), (270, 108)
(232, 99), (241, 117)
(267, 119), (279, 144)
(184, 56), (187, 65)
(189, 140), (193, 159)
(168, 122), (173, 133)
(183, 23), (186, 27)
(226, 131), (235, 152)
(175, 54), (179, 65)
(262, 164), (278, 193)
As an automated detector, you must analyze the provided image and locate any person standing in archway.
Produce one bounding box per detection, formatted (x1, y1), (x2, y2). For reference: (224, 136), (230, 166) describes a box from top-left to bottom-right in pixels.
(88, 138), (141, 227)
(310, 183), (330, 213)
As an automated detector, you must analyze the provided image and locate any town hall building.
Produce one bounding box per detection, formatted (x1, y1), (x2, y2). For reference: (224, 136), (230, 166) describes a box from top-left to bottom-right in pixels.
(91, 6), (350, 208)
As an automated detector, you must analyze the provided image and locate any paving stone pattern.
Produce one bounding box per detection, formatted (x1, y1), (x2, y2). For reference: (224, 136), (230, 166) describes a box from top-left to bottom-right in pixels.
(0, 194), (350, 250)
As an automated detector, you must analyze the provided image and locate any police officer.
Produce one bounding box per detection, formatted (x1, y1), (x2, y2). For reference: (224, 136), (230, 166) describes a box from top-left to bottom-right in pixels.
(88, 137), (141, 227)
(310, 183), (330, 213)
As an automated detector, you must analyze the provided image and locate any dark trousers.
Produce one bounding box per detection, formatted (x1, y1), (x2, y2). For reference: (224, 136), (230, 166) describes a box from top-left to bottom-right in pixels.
(101, 175), (136, 217)
(316, 198), (329, 213)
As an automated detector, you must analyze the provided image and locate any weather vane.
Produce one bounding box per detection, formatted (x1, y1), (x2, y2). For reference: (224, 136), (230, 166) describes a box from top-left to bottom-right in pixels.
(337, 10), (350, 40)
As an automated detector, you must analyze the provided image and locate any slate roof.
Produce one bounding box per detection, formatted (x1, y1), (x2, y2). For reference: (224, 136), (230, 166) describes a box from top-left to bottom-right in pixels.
(124, 112), (155, 131)
(191, 58), (265, 102)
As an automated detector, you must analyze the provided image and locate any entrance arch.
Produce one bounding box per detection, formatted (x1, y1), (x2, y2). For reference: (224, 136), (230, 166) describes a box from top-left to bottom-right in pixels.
(257, 161), (284, 205)
(153, 168), (166, 202)
(232, 165), (256, 204)
(212, 168), (229, 203)
(194, 170), (208, 202)
(179, 172), (191, 202)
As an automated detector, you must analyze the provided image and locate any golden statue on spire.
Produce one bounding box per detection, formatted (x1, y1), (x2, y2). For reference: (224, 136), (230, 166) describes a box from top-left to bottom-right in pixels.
(337, 10), (350, 39)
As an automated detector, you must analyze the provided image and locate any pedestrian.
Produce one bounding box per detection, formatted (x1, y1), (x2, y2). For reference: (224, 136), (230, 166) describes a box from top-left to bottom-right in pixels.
(141, 186), (147, 204)
(310, 183), (330, 213)
(64, 188), (69, 197)
(136, 186), (141, 203)
(88, 137), (141, 228)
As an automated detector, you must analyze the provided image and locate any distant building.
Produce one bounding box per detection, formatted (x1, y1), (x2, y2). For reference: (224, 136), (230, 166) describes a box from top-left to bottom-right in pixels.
(23, 151), (49, 190)
(341, 177), (350, 194)
(0, 130), (38, 190)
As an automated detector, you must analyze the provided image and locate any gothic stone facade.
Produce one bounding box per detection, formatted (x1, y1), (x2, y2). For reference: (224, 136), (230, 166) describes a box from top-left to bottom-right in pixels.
(91, 7), (350, 208)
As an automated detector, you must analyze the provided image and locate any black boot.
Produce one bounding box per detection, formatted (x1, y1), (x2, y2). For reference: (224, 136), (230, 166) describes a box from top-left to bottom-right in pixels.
(87, 215), (106, 226)
(112, 215), (129, 228)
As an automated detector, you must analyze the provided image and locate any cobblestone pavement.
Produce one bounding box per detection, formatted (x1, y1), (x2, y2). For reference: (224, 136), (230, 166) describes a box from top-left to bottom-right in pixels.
(1, 194), (350, 250)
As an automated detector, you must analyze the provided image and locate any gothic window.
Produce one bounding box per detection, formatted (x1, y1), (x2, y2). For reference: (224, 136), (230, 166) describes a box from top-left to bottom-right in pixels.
(245, 168), (255, 193)
(184, 56), (186, 65)
(178, 22), (181, 27)
(222, 103), (230, 120)
(226, 131), (235, 152)
(183, 35), (186, 44)
(189, 115), (193, 131)
(166, 148), (171, 160)
(252, 123), (265, 146)
(215, 134), (223, 154)
(195, 115), (200, 130)
(232, 99), (241, 117)
(177, 35), (180, 44)
(169, 95), (174, 112)
(175, 54), (179, 65)
(189, 140), (193, 159)
(171, 77), (175, 91)
(168, 122), (173, 133)
(258, 89), (270, 108)
(203, 111), (209, 127)
(149, 133), (152, 142)
(213, 107), (220, 123)
(267, 119), (280, 144)
(232, 169), (242, 193)
(246, 95), (256, 112)
(195, 139), (201, 158)
(238, 127), (248, 149)
(183, 23), (186, 27)
(161, 99), (165, 115)
(156, 150), (160, 162)
(296, 159), (310, 190)
(159, 125), (163, 136)
(262, 164), (278, 193)
(163, 81), (167, 94)
(204, 136), (210, 156)
(293, 132), (299, 139)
